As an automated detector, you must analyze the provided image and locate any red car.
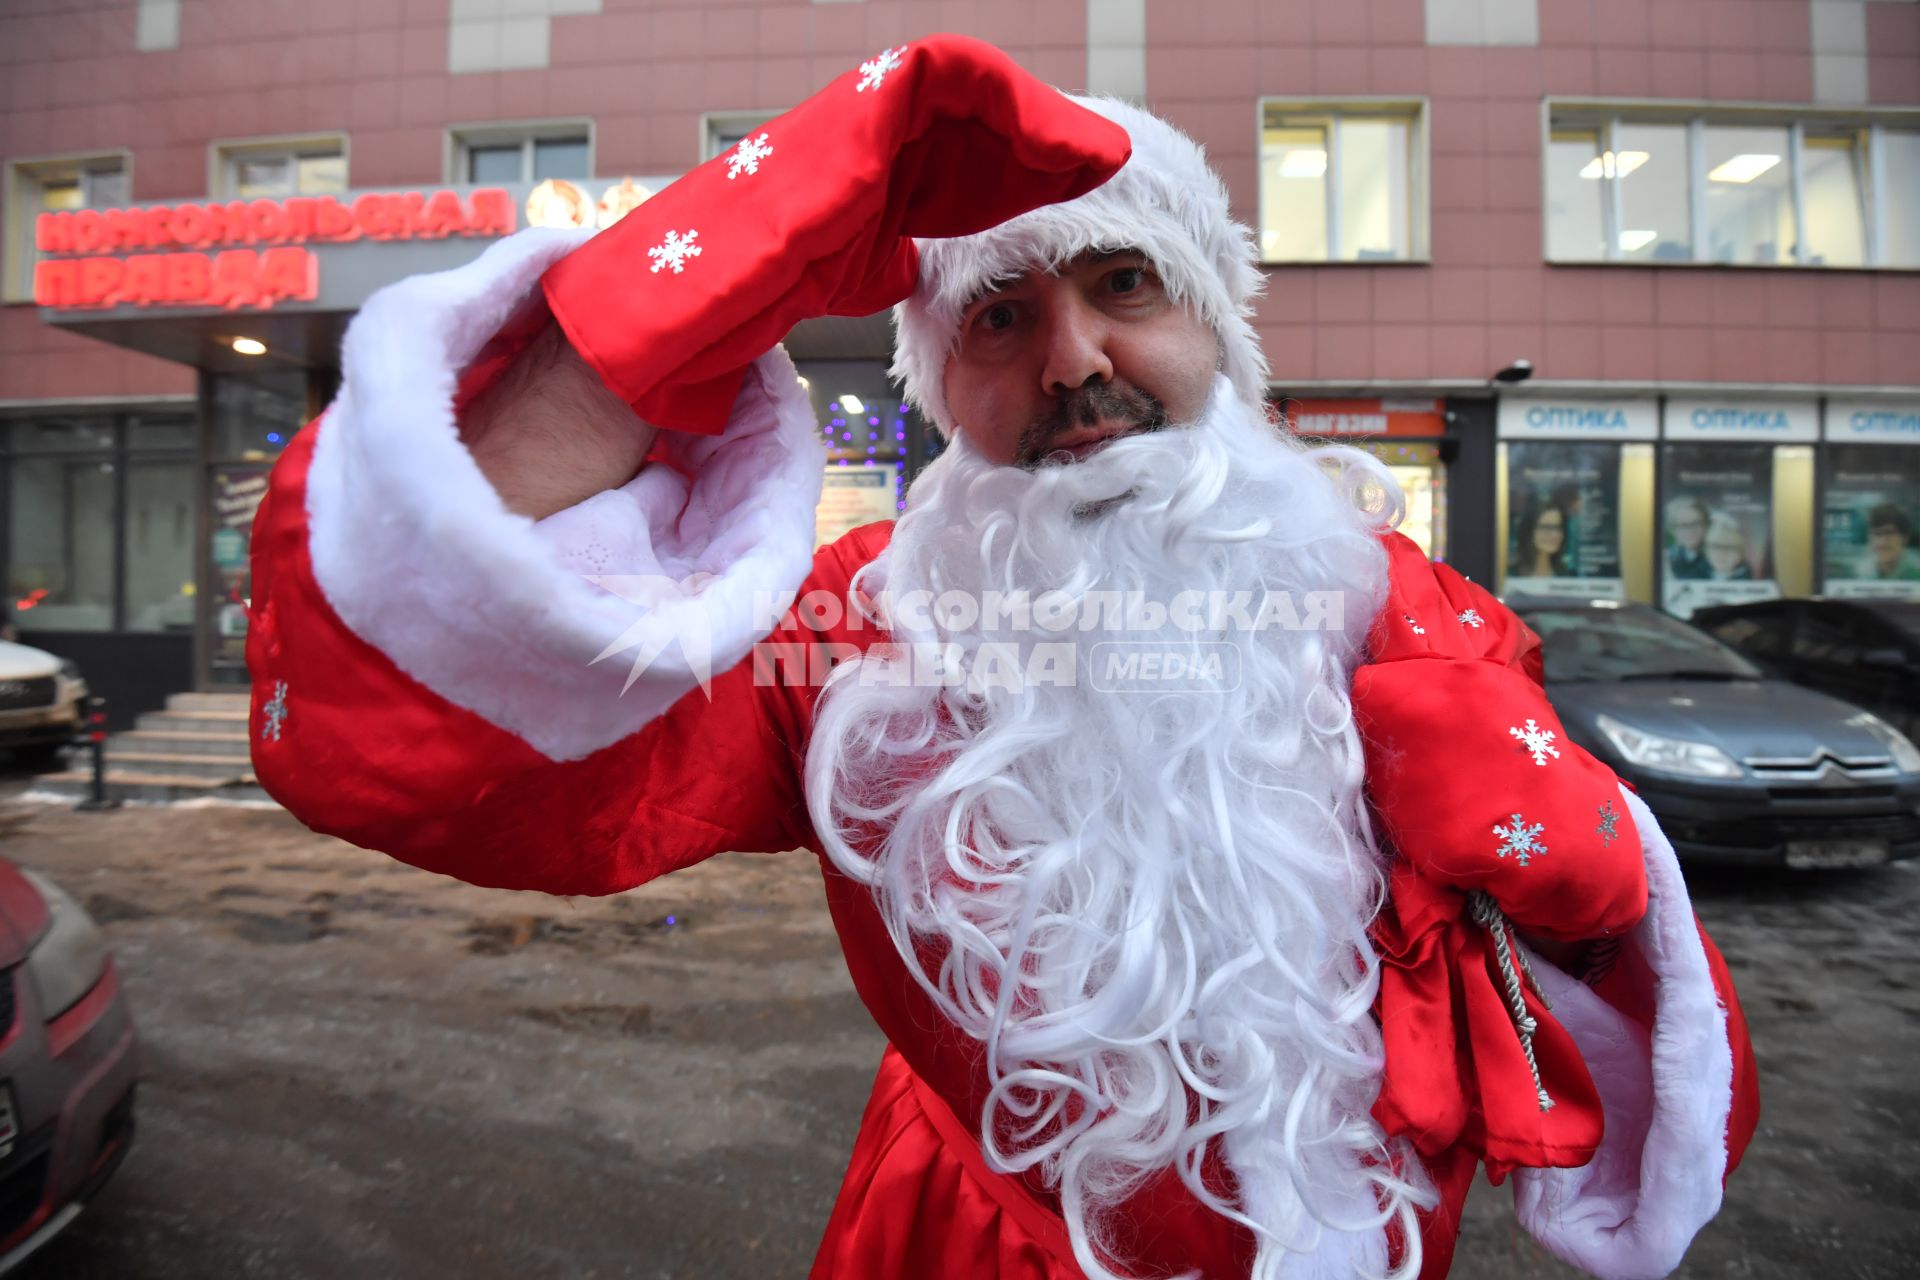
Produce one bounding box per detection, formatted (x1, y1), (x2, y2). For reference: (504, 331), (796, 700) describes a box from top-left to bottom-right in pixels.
(0, 858), (136, 1272)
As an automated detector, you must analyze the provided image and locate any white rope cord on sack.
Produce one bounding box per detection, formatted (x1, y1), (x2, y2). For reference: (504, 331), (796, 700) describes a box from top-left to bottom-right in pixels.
(1467, 890), (1555, 1113)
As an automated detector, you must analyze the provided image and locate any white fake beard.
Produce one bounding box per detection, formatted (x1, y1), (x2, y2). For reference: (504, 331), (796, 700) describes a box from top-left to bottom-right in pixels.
(805, 377), (1433, 1280)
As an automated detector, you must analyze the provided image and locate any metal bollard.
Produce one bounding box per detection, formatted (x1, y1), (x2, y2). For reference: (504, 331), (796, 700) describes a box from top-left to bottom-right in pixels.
(74, 695), (118, 812)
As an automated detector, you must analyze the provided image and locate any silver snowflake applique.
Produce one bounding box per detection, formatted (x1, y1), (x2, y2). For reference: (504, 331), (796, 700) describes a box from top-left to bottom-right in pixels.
(1596, 799), (1621, 848)
(647, 229), (702, 274)
(1458, 608), (1485, 629)
(261, 680), (289, 743)
(856, 44), (907, 92)
(1493, 813), (1548, 867)
(1509, 717), (1561, 767)
(727, 133), (773, 179)
(1404, 614), (1426, 635)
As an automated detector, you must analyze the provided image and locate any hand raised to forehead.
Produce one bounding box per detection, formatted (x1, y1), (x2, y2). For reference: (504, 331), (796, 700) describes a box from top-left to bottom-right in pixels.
(539, 35), (1132, 437)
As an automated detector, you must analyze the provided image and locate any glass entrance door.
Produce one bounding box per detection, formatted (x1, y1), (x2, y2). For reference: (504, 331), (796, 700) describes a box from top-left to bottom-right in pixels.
(198, 372), (301, 688)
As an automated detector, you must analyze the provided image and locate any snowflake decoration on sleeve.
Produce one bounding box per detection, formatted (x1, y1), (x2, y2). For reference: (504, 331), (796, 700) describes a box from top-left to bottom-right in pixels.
(1403, 614), (1426, 636)
(727, 133), (773, 179)
(1458, 608), (1485, 629)
(647, 229), (702, 274)
(1493, 813), (1547, 867)
(1596, 799), (1621, 848)
(856, 45), (908, 92)
(1508, 717), (1561, 767)
(260, 680), (289, 743)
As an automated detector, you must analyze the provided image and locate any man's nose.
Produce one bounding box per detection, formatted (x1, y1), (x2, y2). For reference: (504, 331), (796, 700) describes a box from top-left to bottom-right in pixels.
(1037, 297), (1114, 398)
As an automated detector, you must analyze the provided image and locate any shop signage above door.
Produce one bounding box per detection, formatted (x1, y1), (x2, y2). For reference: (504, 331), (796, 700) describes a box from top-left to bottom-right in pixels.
(1664, 397), (1818, 443)
(1282, 397), (1446, 438)
(1824, 400), (1920, 444)
(1496, 397), (1659, 441)
(33, 188), (518, 313)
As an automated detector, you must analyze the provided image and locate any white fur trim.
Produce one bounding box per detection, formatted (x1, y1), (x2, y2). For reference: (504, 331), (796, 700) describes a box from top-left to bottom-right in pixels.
(1509, 786), (1734, 1280)
(306, 226), (825, 762)
(892, 96), (1268, 438)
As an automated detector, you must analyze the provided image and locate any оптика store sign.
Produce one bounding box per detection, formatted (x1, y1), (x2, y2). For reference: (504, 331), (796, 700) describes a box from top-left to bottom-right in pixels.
(1665, 397), (1819, 443)
(1824, 400), (1920, 443)
(1496, 396), (1659, 440)
(33, 188), (517, 311)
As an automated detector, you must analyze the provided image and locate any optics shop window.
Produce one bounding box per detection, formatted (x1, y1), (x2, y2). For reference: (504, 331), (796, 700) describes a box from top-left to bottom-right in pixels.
(450, 123), (592, 183)
(1257, 101), (1426, 263)
(214, 137), (347, 199)
(1545, 105), (1918, 268)
(2, 152), (128, 302)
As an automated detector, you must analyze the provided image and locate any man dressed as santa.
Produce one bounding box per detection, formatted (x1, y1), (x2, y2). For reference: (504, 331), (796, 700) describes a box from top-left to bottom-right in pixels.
(248, 36), (1757, 1280)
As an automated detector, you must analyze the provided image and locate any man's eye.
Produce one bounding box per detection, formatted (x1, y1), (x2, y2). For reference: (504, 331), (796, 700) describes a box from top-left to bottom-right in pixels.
(1109, 266), (1154, 295)
(977, 303), (1016, 331)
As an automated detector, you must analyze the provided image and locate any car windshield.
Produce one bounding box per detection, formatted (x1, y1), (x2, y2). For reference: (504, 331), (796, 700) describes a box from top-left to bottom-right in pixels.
(1522, 606), (1764, 683)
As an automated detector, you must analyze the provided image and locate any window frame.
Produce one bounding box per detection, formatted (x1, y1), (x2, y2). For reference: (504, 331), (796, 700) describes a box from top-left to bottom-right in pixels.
(1254, 96), (1431, 266)
(2, 410), (198, 637)
(209, 133), (349, 200)
(1542, 100), (1920, 270)
(2, 149), (132, 303)
(700, 111), (782, 164)
(445, 120), (595, 185)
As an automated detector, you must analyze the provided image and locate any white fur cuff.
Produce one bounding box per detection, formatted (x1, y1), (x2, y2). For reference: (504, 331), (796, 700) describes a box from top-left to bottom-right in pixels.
(305, 227), (825, 761)
(1509, 786), (1734, 1280)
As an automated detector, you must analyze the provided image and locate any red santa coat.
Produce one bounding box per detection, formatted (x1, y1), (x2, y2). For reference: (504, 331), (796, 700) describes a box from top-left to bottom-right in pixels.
(247, 228), (1755, 1279)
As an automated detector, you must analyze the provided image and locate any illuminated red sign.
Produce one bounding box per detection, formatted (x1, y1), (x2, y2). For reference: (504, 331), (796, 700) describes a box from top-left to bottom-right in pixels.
(35, 188), (516, 311)
(1282, 397), (1447, 438)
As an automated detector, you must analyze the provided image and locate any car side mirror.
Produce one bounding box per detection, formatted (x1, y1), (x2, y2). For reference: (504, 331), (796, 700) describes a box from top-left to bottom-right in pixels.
(1859, 647), (1906, 670)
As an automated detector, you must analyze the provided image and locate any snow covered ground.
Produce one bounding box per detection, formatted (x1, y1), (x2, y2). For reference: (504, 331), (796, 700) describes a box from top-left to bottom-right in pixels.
(4, 786), (1914, 1279)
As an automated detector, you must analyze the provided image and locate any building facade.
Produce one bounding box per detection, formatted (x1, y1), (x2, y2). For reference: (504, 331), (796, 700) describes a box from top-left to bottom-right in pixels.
(2, 0), (1917, 717)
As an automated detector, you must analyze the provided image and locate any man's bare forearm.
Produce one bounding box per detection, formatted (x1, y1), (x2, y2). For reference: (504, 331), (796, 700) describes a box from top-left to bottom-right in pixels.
(459, 321), (659, 521)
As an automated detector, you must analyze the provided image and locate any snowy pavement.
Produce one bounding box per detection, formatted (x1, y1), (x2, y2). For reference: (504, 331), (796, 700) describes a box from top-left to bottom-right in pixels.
(3, 786), (1914, 1279)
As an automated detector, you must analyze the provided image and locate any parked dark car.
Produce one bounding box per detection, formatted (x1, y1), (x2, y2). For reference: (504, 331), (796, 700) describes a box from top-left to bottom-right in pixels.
(1691, 597), (1920, 740)
(0, 857), (136, 1272)
(1510, 599), (1920, 870)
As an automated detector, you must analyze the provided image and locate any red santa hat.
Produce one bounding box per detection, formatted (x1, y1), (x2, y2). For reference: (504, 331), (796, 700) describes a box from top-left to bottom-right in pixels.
(890, 96), (1269, 438)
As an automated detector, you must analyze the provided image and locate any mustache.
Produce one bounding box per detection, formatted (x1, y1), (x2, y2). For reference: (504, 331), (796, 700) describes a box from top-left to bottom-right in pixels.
(1014, 380), (1170, 469)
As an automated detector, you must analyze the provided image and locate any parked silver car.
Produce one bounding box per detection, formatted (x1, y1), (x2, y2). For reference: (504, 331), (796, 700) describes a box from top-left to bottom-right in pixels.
(0, 642), (87, 772)
(1514, 599), (1920, 870)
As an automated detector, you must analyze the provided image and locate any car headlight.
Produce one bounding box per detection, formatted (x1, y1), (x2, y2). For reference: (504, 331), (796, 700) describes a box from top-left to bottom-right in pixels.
(1596, 713), (1744, 780)
(1849, 712), (1920, 773)
(20, 869), (108, 1020)
(55, 659), (86, 700)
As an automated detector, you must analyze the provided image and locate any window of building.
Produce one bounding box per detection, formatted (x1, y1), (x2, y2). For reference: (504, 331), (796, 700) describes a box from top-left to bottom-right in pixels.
(449, 123), (592, 184)
(213, 136), (347, 199)
(1545, 105), (1918, 268)
(1258, 101), (1426, 263)
(702, 112), (780, 163)
(2, 411), (198, 637)
(1615, 123), (1692, 262)
(1704, 124), (1795, 266)
(1877, 129), (1920, 268)
(2, 152), (129, 302)
(1801, 129), (1867, 268)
